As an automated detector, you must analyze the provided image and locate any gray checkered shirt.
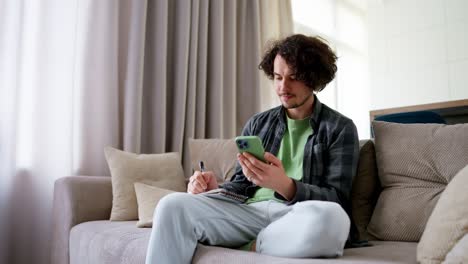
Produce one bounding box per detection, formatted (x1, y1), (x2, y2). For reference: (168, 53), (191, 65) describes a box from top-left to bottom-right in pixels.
(222, 95), (359, 211)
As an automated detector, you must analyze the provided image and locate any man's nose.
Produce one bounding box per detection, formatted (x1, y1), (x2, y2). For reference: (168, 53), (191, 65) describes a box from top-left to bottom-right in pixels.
(278, 79), (290, 91)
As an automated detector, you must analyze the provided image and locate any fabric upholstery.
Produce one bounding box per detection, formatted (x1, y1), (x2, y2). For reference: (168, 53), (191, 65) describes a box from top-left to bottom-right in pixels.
(51, 176), (112, 264)
(351, 140), (380, 241)
(70, 221), (417, 264)
(368, 121), (468, 241)
(104, 147), (186, 221)
(417, 165), (468, 264)
(188, 138), (238, 183)
(70, 221), (150, 264)
(443, 234), (468, 264)
(194, 240), (417, 264)
(134, 182), (176, 228)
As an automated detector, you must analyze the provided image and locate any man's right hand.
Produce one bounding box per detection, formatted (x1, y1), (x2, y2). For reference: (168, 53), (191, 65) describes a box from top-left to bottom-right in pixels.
(187, 170), (218, 194)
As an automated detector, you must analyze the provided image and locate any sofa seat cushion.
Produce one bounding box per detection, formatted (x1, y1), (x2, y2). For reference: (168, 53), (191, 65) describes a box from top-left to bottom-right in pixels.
(194, 241), (417, 263)
(70, 221), (416, 264)
(70, 221), (150, 264)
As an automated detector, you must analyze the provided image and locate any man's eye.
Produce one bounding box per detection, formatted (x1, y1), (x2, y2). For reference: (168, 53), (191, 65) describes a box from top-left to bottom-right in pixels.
(274, 77), (282, 81)
(290, 75), (296, 80)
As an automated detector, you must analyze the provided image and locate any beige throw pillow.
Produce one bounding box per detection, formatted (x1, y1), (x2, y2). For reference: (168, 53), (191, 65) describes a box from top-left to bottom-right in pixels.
(417, 164), (468, 264)
(134, 182), (178, 228)
(368, 121), (468, 241)
(188, 138), (238, 183)
(104, 147), (186, 221)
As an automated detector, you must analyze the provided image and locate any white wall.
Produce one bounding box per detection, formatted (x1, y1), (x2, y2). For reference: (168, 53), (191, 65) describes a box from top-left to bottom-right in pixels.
(368, 0), (468, 110)
(292, 0), (371, 138)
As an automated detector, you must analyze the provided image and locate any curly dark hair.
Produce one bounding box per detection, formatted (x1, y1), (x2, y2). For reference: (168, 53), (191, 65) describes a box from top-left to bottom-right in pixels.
(258, 34), (337, 92)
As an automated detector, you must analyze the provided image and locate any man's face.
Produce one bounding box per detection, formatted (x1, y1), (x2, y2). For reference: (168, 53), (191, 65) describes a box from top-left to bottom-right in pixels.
(273, 55), (313, 109)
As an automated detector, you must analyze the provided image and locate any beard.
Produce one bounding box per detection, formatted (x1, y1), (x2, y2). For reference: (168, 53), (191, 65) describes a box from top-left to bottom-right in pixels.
(281, 92), (312, 109)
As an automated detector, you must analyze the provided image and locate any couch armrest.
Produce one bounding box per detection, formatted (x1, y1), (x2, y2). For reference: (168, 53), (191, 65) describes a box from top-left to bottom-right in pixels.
(51, 176), (112, 264)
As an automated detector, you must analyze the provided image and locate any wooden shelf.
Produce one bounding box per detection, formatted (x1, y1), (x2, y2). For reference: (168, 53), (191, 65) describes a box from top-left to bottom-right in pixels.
(370, 99), (468, 124)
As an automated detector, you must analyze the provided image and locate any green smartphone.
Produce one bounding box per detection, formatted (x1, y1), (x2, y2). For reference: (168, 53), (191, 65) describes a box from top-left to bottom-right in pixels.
(235, 136), (266, 162)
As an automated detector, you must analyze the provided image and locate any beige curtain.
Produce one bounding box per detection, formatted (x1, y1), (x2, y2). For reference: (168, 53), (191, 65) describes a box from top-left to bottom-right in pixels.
(0, 0), (292, 263)
(140, 0), (264, 175)
(258, 0), (294, 110)
(75, 0), (292, 177)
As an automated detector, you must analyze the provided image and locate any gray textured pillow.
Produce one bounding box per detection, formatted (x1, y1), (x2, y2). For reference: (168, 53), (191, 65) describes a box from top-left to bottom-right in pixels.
(104, 147), (187, 221)
(368, 121), (468, 241)
(417, 164), (468, 263)
(188, 138), (238, 183)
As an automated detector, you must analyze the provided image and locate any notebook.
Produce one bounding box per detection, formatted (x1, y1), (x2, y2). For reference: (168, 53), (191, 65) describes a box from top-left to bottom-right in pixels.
(202, 188), (248, 204)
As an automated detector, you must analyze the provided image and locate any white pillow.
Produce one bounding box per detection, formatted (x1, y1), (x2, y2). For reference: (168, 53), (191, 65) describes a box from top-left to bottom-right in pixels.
(443, 234), (468, 264)
(417, 164), (468, 263)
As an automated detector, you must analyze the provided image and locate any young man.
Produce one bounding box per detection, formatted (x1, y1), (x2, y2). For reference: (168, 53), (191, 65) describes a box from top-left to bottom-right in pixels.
(145, 34), (359, 264)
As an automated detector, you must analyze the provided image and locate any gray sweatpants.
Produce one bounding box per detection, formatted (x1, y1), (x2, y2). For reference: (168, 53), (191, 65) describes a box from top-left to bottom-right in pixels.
(145, 192), (350, 264)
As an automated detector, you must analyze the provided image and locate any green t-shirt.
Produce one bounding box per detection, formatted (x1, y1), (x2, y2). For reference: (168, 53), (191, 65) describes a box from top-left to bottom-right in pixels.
(246, 115), (313, 204)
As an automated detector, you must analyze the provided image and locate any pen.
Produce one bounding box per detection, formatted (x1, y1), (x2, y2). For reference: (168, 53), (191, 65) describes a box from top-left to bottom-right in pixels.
(198, 161), (207, 191)
(199, 161), (205, 172)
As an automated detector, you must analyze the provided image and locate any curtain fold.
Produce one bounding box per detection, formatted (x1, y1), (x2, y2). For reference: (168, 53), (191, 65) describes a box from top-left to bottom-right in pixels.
(141, 0), (283, 175)
(0, 1), (292, 263)
(258, 0), (293, 110)
(118, 0), (148, 153)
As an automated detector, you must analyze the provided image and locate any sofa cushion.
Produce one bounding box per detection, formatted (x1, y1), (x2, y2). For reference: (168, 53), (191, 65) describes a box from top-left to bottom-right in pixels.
(70, 221), (150, 264)
(70, 221), (417, 264)
(368, 121), (468, 241)
(351, 140), (380, 241)
(417, 164), (468, 263)
(194, 241), (417, 263)
(104, 147), (187, 221)
(134, 182), (178, 228)
(189, 138), (238, 183)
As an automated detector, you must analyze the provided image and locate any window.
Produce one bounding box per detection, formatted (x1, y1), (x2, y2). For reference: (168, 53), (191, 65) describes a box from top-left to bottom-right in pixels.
(291, 0), (370, 138)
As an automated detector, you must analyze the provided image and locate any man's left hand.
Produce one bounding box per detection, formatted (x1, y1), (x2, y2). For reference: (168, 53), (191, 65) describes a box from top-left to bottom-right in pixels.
(237, 152), (296, 200)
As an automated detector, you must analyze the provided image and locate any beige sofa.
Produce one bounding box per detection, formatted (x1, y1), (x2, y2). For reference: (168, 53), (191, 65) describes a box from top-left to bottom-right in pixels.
(51, 139), (423, 264)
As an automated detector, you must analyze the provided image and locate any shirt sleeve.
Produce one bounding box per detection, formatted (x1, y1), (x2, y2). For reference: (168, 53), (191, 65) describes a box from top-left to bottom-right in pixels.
(276, 121), (359, 205)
